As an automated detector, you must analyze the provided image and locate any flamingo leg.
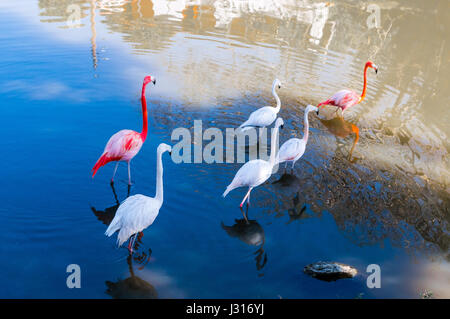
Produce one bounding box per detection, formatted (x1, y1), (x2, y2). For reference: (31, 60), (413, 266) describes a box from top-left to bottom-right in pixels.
(128, 233), (137, 254)
(132, 233), (138, 249)
(110, 182), (119, 205)
(127, 237), (133, 253)
(127, 161), (132, 185)
(111, 162), (119, 184)
(248, 190), (251, 206)
(334, 107), (340, 116)
(240, 187), (253, 208)
(240, 205), (249, 222)
(335, 107), (344, 117)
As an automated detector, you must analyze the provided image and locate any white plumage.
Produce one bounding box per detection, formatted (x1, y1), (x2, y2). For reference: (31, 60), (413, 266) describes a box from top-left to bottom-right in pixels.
(223, 160), (272, 197)
(105, 143), (172, 251)
(224, 118), (284, 209)
(239, 79), (281, 131)
(277, 105), (318, 169)
(105, 194), (161, 246)
(277, 138), (306, 165)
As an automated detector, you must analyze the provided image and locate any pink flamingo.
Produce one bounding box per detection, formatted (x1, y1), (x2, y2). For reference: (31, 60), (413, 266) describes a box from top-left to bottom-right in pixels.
(92, 75), (156, 185)
(317, 61), (378, 115)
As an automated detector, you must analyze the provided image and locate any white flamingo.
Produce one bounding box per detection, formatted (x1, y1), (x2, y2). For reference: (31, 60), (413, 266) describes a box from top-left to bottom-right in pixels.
(224, 118), (284, 211)
(277, 105), (318, 170)
(239, 79), (281, 132)
(105, 143), (172, 253)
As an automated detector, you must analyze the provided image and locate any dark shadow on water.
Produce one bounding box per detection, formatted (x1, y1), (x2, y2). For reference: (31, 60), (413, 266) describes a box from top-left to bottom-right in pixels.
(271, 170), (315, 224)
(286, 194), (310, 225)
(90, 183), (129, 226)
(221, 206), (267, 272)
(105, 254), (158, 299)
(272, 172), (301, 188)
(271, 174), (312, 224)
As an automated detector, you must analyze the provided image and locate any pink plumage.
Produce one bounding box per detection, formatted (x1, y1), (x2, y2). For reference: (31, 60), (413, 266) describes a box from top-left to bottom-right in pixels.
(92, 130), (143, 177)
(319, 89), (360, 112)
(317, 61), (378, 114)
(92, 75), (156, 185)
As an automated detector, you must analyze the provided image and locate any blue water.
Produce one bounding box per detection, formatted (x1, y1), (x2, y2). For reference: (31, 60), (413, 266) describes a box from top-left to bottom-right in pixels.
(0, 1), (448, 299)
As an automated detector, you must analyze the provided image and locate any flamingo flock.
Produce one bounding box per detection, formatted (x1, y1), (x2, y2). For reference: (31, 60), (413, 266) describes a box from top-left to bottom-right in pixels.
(93, 61), (377, 254)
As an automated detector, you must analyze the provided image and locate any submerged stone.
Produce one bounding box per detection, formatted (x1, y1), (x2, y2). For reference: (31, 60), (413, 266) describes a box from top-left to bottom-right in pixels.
(303, 261), (357, 281)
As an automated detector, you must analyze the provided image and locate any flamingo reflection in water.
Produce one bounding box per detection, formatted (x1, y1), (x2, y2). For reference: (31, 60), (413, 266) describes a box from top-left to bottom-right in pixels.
(318, 110), (360, 163)
(105, 254), (158, 299)
(272, 174), (312, 224)
(91, 183), (131, 226)
(221, 206), (267, 272)
(286, 194), (313, 225)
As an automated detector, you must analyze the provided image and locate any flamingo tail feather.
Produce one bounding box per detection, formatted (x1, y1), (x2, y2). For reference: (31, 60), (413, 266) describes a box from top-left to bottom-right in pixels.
(92, 153), (112, 177)
(223, 184), (235, 197)
(105, 218), (121, 237)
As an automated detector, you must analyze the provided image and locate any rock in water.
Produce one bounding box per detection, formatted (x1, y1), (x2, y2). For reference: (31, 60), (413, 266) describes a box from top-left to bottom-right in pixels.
(303, 261), (357, 281)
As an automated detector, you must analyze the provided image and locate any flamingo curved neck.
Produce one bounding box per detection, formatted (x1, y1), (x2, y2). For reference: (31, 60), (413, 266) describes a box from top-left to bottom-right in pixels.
(272, 84), (281, 112)
(303, 110), (310, 142)
(359, 65), (369, 103)
(269, 125), (280, 166)
(154, 150), (164, 203)
(140, 84), (149, 141)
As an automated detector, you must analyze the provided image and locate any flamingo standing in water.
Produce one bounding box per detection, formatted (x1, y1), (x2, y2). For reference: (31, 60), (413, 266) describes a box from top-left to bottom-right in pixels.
(239, 79), (281, 132)
(92, 75), (156, 185)
(223, 118), (284, 213)
(277, 105), (318, 170)
(105, 143), (172, 254)
(317, 61), (378, 115)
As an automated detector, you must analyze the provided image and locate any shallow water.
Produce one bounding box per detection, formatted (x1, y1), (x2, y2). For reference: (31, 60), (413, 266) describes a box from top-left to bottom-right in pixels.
(0, 0), (449, 298)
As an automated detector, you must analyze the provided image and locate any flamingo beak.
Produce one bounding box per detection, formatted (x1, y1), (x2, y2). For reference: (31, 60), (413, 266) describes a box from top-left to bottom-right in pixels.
(278, 85), (281, 89)
(152, 79), (156, 85)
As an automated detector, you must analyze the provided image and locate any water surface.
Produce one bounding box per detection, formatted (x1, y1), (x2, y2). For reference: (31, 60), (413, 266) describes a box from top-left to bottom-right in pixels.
(0, 0), (449, 298)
